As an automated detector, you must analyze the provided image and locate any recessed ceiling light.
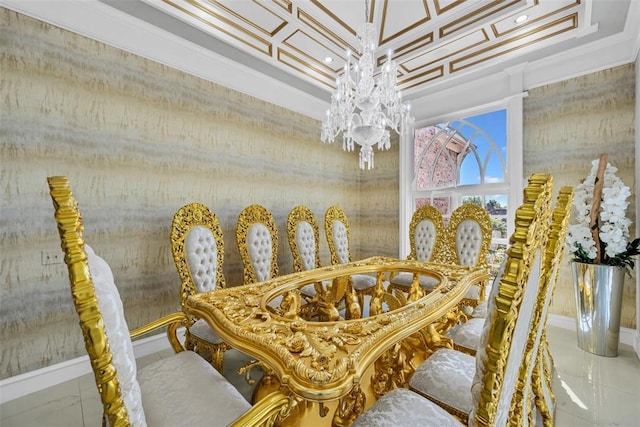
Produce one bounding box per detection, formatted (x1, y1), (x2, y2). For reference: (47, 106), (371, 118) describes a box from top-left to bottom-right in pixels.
(324, 56), (334, 64)
(514, 14), (529, 24)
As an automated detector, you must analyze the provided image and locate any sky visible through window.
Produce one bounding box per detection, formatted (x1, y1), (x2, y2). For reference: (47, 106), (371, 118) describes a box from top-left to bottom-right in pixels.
(454, 109), (507, 206)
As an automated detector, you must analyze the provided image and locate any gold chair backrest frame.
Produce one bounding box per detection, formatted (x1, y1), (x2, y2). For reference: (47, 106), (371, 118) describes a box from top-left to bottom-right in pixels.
(407, 205), (445, 262)
(434, 203), (492, 268)
(287, 205), (321, 272)
(170, 202), (226, 312)
(472, 173), (553, 427)
(324, 205), (352, 265)
(236, 204), (279, 285)
(48, 176), (131, 426)
(509, 186), (574, 425)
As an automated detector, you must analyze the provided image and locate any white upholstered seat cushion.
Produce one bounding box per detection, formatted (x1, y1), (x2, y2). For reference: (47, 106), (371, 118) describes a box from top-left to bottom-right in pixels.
(185, 226), (218, 293)
(247, 223), (274, 282)
(450, 317), (484, 351)
(471, 300), (488, 318)
(463, 284), (480, 300)
(351, 273), (377, 291)
(138, 350), (251, 427)
(86, 245), (146, 426)
(352, 388), (464, 427)
(189, 318), (225, 344)
(409, 348), (475, 415)
(389, 272), (439, 290)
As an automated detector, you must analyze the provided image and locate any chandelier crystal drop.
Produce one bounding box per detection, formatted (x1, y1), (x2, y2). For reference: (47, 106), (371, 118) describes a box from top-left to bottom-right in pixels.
(321, 16), (412, 170)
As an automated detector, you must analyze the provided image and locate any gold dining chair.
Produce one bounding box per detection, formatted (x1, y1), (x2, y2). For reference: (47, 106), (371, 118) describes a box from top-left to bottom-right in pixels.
(324, 205), (376, 308)
(353, 173), (554, 427)
(407, 178), (566, 426)
(388, 205), (445, 295)
(434, 203), (492, 306)
(47, 176), (293, 427)
(170, 202), (230, 371)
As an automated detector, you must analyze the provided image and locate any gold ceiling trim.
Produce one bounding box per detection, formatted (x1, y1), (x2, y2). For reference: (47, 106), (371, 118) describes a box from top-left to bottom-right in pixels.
(209, 0), (288, 37)
(297, 8), (355, 55)
(277, 48), (334, 89)
(273, 0), (293, 14)
(310, 0), (359, 37)
(440, 0), (522, 39)
(400, 29), (489, 73)
(378, 0), (431, 45)
(399, 65), (445, 90)
(491, 0), (581, 38)
(451, 14), (578, 73)
(378, 32), (434, 67)
(281, 29), (343, 76)
(433, 0), (467, 15)
(163, 0), (272, 56)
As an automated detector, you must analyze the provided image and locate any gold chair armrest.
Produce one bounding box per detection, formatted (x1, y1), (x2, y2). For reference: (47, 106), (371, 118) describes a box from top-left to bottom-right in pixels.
(130, 311), (188, 353)
(229, 391), (295, 427)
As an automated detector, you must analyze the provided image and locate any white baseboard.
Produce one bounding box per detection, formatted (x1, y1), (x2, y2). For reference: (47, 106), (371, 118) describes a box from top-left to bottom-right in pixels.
(0, 329), (183, 405)
(547, 314), (637, 350)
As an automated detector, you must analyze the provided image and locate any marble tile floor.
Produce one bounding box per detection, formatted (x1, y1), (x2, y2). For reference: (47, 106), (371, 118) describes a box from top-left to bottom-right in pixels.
(1, 325), (638, 426)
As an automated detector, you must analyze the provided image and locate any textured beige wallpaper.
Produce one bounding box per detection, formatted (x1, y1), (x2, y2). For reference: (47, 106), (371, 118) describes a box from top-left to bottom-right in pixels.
(0, 9), (398, 379)
(1, 7), (635, 380)
(523, 64), (637, 329)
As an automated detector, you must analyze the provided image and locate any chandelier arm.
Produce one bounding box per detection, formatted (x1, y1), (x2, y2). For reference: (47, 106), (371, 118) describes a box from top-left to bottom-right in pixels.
(320, 0), (413, 170)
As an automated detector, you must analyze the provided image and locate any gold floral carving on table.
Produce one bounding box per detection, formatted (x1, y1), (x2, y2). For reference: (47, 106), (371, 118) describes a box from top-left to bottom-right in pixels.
(187, 257), (488, 403)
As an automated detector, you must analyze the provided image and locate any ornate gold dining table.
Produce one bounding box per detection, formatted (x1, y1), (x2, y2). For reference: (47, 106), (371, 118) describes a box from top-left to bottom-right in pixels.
(185, 256), (487, 426)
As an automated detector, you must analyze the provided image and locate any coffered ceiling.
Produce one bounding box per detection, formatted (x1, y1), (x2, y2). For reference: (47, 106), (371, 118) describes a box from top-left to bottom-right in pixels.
(3, 0), (636, 118)
(136, 0), (588, 92)
(115, 0), (633, 97)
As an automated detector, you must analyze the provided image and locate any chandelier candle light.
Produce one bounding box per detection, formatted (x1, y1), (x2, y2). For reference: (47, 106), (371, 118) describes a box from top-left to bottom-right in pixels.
(320, 0), (412, 170)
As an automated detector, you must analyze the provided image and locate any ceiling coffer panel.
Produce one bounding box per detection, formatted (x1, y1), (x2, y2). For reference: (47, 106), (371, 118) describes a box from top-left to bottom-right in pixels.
(144, 0), (591, 94)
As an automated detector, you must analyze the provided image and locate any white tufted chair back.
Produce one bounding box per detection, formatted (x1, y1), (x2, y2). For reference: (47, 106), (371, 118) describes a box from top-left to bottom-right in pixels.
(407, 205), (444, 263)
(86, 244), (147, 426)
(247, 223), (274, 282)
(170, 203), (226, 307)
(185, 226), (218, 293)
(325, 206), (353, 266)
(287, 205), (321, 273)
(435, 204), (491, 270)
(414, 220), (437, 261)
(332, 221), (350, 264)
(454, 219), (484, 266)
(237, 204), (279, 285)
(296, 222), (317, 271)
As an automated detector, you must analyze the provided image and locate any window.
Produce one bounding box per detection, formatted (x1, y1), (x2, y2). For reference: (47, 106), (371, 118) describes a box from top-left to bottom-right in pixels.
(402, 103), (523, 277)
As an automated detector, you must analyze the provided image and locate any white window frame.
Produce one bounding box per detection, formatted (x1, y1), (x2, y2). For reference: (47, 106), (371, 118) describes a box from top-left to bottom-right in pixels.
(399, 95), (525, 258)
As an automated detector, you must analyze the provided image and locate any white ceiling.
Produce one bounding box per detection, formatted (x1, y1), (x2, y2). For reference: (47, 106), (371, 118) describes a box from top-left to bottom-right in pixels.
(2, 0), (638, 120)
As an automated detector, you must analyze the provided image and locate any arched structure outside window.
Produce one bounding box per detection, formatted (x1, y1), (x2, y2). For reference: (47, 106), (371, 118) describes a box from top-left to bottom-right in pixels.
(411, 109), (510, 275)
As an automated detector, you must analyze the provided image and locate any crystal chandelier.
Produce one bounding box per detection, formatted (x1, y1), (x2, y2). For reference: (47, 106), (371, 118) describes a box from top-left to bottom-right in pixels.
(320, 0), (412, 170)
